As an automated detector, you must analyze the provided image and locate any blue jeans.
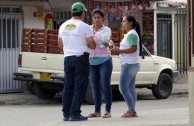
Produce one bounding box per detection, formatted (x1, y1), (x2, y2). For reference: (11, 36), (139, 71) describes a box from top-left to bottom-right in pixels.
(89, 58), (113, 113)
(119, 63), (140, 112)
(62, 56), (89, 117)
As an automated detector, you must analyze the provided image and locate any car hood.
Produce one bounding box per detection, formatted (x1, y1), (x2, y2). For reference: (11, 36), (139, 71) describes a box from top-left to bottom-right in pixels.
(151, 55), (176, 70)
(151, 55), (175, 62)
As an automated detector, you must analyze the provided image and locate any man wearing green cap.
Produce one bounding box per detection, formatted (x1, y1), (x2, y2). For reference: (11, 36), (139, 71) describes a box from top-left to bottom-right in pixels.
(58, 2), (96, 121)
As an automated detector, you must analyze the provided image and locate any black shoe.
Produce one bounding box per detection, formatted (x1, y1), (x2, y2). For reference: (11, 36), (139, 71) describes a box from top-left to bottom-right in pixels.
(63, 117), (69, 121)
(69, 115), (88, 121)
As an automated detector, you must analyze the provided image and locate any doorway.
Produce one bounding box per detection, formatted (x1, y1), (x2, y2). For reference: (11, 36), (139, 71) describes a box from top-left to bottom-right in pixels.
(0, 6), (23, 93)
(157, 14), (172, 59)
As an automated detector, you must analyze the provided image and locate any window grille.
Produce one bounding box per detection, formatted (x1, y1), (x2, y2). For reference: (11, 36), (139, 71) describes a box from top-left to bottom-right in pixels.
(52, 11), (71, 29)
(0, 6), (22, 14)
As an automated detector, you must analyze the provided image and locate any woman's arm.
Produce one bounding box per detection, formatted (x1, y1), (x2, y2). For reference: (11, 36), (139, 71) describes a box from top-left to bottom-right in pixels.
(113, 45), (137, 54)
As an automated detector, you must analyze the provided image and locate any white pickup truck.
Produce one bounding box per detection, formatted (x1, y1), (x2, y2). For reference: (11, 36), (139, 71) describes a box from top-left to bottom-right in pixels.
(13, 28), (178, 104)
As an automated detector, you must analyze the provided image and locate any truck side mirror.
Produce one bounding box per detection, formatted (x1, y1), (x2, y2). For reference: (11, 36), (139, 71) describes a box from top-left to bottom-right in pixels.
(141, 50), (147, 59)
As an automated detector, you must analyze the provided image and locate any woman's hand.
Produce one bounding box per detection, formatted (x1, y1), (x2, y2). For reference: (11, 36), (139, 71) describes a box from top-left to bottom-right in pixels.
(102, 42), (109, 47)
(111, 46), (120, 55)
(114, 47), (120, 53)
(99, 42), (109, 48)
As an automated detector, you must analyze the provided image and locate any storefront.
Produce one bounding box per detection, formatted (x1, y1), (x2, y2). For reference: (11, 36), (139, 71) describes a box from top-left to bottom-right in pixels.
(83, 0), (187, 60)
(1, 0), (177, 56)
(0, 0), (53, 93)
(0, 0), (187, 93)
(83, 0), (159, 54)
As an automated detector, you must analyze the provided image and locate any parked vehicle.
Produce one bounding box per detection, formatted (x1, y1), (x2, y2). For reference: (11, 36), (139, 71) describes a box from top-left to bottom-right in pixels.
(13, 28), (178, 104)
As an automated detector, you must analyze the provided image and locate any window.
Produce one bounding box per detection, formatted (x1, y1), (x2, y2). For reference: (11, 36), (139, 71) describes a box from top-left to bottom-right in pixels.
(52, 11), (71, 29)
(0, 6), (21, 49)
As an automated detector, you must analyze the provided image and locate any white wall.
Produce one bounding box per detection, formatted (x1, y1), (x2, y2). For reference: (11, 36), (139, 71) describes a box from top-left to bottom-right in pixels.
(22, 6), (45, 29)
(49, 0), (82, 10)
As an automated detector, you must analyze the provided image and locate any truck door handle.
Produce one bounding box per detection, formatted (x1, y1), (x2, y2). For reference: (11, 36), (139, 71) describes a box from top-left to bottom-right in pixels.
(41, 57), (47, 60)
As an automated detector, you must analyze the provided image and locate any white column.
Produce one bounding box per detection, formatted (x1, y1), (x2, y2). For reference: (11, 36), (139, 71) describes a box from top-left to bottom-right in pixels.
(188, 0), (194, 125)
(189, 72), (194, 125)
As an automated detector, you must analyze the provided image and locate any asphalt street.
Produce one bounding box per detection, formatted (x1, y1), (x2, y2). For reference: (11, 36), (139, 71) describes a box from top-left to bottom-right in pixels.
(0, 75), (190, 126)
(0, 93), (189, 126)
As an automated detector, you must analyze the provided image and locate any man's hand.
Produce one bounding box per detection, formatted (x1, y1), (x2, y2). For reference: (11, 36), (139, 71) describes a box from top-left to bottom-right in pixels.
(58, 37), (63, 49)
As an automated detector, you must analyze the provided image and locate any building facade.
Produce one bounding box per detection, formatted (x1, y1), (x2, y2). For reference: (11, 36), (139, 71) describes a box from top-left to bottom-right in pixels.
(0, 0), (81, 92)
(0, 0), (188, 93)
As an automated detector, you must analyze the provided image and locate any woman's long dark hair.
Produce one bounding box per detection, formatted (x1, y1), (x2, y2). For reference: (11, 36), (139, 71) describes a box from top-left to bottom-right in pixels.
(92, 9), (105, 18)
(125, 15), (142, 55)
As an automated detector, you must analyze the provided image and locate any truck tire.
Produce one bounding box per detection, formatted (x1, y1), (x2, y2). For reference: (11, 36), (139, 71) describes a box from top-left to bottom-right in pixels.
(85, 81), (94, 105)
(85, 81), (105, 105)
(33, 83), (56, 99)
(26, 82), (35, 95)
(152, 73), (173, 99)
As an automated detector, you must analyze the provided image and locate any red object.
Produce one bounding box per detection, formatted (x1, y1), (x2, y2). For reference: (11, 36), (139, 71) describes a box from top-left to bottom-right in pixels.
(142, 0), (150, 7)
(137, 0), (145, 12)
(33, 12), (36, 17)
(45, 13), (53, 21)
(18, 54), (22, 67)
(87, 0), (94, 13)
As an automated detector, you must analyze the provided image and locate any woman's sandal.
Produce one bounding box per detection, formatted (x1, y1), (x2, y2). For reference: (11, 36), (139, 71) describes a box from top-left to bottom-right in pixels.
(121, 112), (138, 118)
(88, 112), (101, 118)
(102, 112), (112, 118)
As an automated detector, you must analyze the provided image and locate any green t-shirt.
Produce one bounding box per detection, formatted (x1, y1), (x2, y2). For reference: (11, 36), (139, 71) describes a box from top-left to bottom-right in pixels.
(127, 34), (138, 46)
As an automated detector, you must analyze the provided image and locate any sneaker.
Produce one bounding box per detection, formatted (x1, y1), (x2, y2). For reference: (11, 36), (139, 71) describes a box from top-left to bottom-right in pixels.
(63, 117), (69, 121)
(69, 115), (88, 121)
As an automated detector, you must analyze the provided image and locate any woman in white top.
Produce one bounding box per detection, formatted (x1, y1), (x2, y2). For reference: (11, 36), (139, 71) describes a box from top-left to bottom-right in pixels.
(112, 15), (142, 118)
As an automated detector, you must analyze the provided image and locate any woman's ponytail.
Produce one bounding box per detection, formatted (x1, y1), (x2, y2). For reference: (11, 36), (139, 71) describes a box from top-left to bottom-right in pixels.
(125, 15), (142, 55)
(135, 21), (142, 55)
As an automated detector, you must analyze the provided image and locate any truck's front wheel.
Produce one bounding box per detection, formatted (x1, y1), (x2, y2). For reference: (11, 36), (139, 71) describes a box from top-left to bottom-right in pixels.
(33, 83), (56, 99)
(85, 81), (94, 104)
(152, 73), (173, 99)
(85, 80), (104, 105)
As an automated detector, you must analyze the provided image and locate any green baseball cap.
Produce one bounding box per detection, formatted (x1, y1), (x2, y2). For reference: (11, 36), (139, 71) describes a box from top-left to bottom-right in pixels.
(71, 2), (87, 12)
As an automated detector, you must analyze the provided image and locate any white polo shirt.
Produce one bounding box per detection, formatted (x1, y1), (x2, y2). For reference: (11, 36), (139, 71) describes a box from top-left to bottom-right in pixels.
(58, 19), (93, 57)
